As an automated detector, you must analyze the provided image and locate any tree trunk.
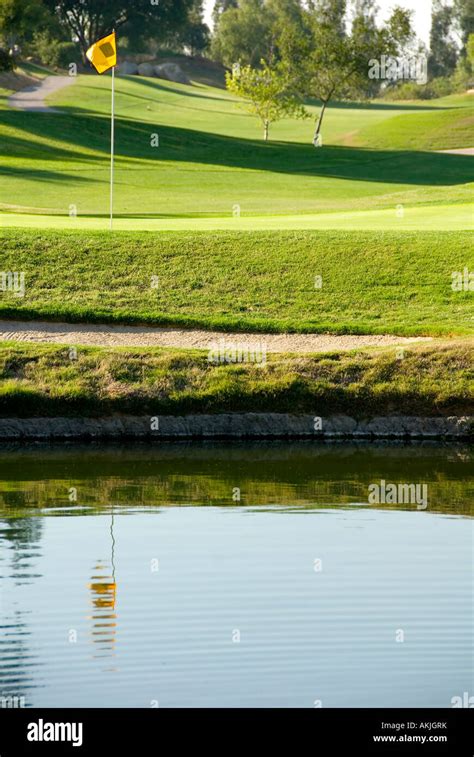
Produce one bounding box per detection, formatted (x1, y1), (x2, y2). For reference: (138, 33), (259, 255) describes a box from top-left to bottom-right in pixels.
(264, 120), (269, 141)
(313, 100), (327, 146)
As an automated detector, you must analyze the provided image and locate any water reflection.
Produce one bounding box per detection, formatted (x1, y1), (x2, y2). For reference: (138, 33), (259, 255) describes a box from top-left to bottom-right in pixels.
(88, 513), (118, 660)
(0, 442), (471, 708)
(0, 442), (472, 517)
(0, 517), (44, 708)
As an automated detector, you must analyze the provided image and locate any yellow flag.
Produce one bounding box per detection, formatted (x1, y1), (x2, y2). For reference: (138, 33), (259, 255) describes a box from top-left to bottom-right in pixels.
(86, 31), (117, 75)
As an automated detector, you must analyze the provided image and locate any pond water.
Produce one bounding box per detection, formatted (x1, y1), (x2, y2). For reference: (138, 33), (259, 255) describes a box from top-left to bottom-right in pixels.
(0, 442), (472, 708)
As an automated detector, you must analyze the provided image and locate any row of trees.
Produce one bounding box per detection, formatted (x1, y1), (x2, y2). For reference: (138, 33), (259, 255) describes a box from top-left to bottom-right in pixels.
(213, 0), (474, 77)
(1, 0), (473, 75)
(220, 0), (474, 140)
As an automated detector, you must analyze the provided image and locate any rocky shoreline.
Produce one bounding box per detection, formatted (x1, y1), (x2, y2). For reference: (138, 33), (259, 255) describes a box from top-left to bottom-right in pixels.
(0, 414), (471, 440)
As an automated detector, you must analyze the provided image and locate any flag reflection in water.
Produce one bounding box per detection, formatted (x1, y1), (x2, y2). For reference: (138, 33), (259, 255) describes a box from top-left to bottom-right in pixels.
(88, 510), (117, 664)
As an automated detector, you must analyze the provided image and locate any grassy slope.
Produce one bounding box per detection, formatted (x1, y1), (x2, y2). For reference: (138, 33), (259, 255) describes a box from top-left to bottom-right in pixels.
(2, 229), (473, 336)
(0, 340), (471, 418)
(0, 73), (472, 218)
(355, 105), (474, 151)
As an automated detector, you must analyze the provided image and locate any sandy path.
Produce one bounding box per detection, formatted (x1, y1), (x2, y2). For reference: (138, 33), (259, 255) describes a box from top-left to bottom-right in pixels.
(436, 147), (474, 156)
(8, 75), (75, 113)
(0, 320), (431, 353)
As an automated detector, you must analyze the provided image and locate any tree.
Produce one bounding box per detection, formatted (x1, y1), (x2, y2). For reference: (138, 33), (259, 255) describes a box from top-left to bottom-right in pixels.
(467, 32), (474, 69)
(0, 46), (13, 69)
(211, 0), (309, 68)
(41, 0), (195, 60)
(454, 29), (474, 81)
(0, 0), (51, 48)
(179, 0), (210, 55)
(451, 0), (474, 77)
(212, 0), (238, 28)
(312, 0), (347, 37)
(211, 0), (276, 67)
(226, 59), (307, 140)
(351, 0), (380, 97)
(351, 0), (378, 45)
(278, 3), (413, 144)
(453, 0), (474, 51)
(428, 0), (458, 79)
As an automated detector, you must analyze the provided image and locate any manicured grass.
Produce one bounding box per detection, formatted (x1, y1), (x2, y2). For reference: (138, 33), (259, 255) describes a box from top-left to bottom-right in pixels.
(355, 105), (474, 151)
(1, 202), (471, 231)
(1, 73), (472, 219)
(1, 229), (473, 336)
(0, 340), (471, 418)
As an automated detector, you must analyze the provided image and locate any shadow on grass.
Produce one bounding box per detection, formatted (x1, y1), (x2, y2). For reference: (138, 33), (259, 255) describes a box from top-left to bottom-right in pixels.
(113, 74), (462, 111)
(1, 109), (473, 186)
(0, 164), (99, 183)
(305, 97), (458, 112)
(118, 75), (230, 103)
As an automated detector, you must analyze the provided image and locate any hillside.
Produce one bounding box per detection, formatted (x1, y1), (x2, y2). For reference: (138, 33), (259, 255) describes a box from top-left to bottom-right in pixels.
(352, 102), (474, 151)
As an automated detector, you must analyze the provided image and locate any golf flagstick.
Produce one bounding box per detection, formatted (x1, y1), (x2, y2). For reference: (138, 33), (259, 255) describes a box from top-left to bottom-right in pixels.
(110, 64), (115, 231)
(85, 30), (118, 231)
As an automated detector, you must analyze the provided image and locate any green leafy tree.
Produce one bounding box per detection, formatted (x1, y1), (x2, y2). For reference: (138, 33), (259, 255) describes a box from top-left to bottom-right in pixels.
(278, 3), (413, 144)
(454, 29), (474, 83)
(267, 0), (308, 38)
(179, 0), (210, 55)
(30, 29), (80, 67)
(351, 0), (380, 97)
(41, 0), (195, 59)
(211, 0), (276, 67)
(351, 0), (380, 45)
(428, 0), (458, 79)
(212, 0), (238, 28)
(467, 31), (474, 68)
(211, 0), (309, 68)
(0, 0), (51, 48)
(226, 59), (307, 140)
(453, 0), (474, 50)
(0, 46), (13, 69)
(311, 0), (346, 37)
(451, 0), (474, 77)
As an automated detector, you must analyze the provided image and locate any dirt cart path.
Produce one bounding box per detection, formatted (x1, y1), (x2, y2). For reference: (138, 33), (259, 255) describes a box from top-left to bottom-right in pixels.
(8, 75), (75, 112)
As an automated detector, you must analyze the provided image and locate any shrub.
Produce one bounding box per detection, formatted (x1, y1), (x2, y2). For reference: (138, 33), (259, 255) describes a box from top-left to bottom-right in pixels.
(31, 31), (80, 69)
(384, 81), (435, 100)
(429, 76), (456, 98)
(384, 71), (473, 101)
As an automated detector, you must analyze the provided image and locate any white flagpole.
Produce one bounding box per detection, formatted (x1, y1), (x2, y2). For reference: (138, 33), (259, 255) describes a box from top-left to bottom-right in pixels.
(110, 64), (115, 231)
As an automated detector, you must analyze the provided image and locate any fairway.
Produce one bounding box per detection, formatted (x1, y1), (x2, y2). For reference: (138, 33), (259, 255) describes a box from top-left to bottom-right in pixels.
(1, 72), (473, 225)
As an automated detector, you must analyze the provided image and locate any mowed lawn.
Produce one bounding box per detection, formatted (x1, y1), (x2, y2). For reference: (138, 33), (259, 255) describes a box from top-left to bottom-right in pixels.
(2, 229), (473, 336)
(0, 72), (472, 220)
(0, 202), (471, 231)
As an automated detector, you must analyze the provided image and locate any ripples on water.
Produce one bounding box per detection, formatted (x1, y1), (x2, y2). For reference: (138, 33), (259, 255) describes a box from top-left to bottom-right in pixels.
(0, 442), (472, 708)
